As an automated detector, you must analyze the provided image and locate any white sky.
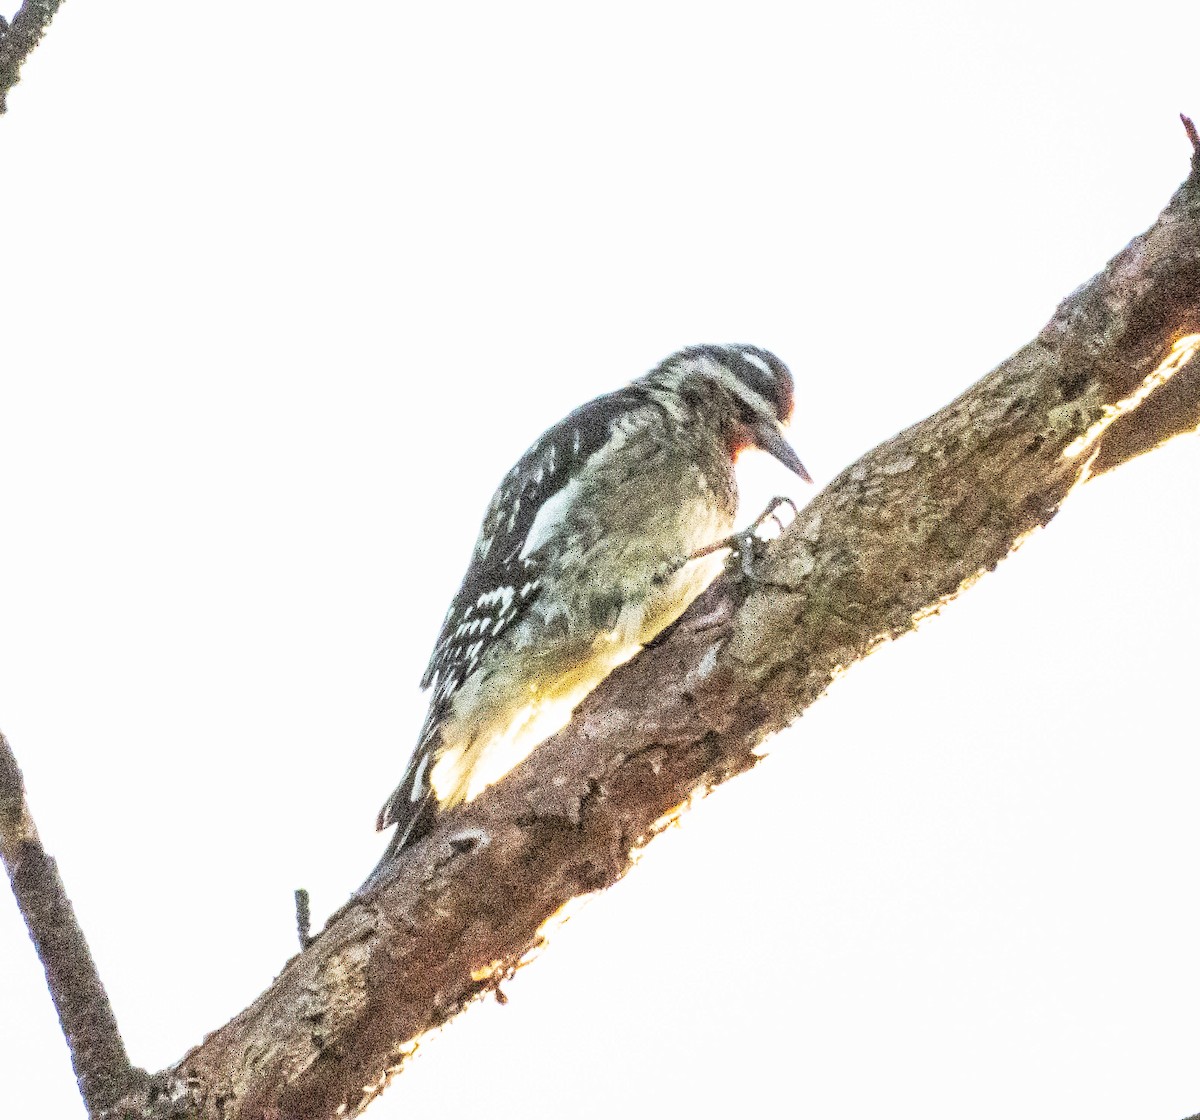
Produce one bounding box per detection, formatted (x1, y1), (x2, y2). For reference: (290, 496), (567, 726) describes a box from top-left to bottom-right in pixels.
(2, 3), (1198, 1118)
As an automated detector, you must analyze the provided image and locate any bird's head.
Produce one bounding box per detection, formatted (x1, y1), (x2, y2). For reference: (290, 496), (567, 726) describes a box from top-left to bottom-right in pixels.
(646, 344), (811, 482)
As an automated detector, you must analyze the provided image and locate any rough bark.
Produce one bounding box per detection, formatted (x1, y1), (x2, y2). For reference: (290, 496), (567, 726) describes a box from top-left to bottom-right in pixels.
(0, 733), (143, 1115)
(87, 141), (1199, 1120)
(0, 0), (64, 112)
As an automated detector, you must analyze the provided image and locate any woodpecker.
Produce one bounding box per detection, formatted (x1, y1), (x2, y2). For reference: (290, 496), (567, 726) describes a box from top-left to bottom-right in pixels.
(376, 344), (810, 857)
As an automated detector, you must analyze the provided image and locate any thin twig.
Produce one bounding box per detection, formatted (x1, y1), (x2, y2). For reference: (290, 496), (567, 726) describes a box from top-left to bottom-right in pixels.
(0, 730), (143, 1116)
(294, 887), (313, 949)
(0, 0), (66, 114)
(1182, 113), (1200, 168)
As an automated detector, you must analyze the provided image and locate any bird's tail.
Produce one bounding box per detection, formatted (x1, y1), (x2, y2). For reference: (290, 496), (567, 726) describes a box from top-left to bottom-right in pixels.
(369, 740), (441, 878)
(366, 787), (437, 885)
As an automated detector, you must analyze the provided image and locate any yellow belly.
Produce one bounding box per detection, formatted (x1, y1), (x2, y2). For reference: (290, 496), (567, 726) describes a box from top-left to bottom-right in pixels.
(429, 546), (727, 809)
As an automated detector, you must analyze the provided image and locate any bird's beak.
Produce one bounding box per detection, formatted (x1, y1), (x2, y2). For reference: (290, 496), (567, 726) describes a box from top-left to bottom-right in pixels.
(752, 418), (813, 483)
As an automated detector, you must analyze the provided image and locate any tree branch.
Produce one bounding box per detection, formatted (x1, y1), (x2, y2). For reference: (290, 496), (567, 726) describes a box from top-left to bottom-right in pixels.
(0, 731), (142, 1116)
(0, 0), (64, 113)
(95, 130), (1200, 1120)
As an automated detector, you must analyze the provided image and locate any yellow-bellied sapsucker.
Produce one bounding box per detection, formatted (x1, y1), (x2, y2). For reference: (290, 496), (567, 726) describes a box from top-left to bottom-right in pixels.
(376, 344), (809, 856)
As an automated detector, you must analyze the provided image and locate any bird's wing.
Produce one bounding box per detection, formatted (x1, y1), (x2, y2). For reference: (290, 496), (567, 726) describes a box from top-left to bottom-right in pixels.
(376, 386), (660, 838)
(419, 384), (656, 704)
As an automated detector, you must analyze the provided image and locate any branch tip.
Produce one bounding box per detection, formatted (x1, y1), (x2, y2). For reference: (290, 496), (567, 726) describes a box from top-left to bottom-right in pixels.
(0, 0), (66, 113)
(295, 887), (313, 949)
(1181, 113), (1200, 162)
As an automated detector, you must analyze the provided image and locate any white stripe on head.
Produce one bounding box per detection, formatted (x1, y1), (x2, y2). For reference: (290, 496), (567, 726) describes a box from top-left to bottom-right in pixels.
(710, 361), (776, 422)
(741, 350), (773, 377)
(645, 345), (784, 423)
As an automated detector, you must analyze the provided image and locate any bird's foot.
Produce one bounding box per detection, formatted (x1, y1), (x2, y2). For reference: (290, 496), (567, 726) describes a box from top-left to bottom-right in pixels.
(742, 495), (798, 543)
(659, 496), (797, 581)
(725, 495), (798, 576)
(657, 496), (796, 585)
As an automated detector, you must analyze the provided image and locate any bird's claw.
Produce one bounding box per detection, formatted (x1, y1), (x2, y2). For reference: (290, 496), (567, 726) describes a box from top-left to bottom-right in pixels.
(728, 496), (798, 576)
(745, 495), (798, 541)
(749, 496), (798, 572)
(665, 496), (798, 581)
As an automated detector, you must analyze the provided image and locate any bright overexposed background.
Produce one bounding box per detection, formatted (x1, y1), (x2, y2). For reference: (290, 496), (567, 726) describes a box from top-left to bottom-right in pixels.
(2, 4), (1198, 1118)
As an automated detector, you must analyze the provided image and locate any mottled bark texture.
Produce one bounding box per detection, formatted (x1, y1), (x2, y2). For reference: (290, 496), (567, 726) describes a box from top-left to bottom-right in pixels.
(0, 0), (64, 112)
(0, 733), (143, 1116)
(93, 146), (1200, 1120)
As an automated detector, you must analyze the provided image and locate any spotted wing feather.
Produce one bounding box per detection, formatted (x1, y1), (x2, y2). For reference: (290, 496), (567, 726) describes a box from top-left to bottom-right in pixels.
(377, 385), (655, 839)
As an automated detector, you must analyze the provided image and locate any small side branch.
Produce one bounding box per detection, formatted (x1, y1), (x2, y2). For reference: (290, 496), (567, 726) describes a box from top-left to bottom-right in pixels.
(1182, 113), (1200, 163)
(0, 731), (141, 1116)
(295, 887), (314, 949)
(0, 0), (65, 113)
